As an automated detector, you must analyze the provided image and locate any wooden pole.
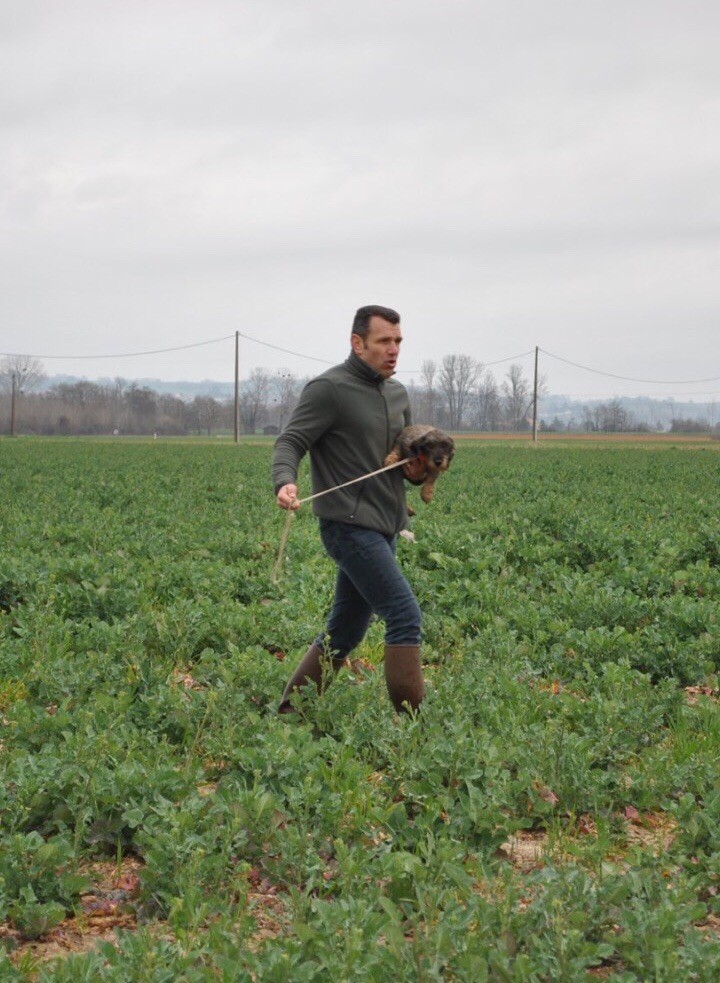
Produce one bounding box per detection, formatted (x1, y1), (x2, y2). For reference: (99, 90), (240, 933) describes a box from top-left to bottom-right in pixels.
(10, 373), (17, 437)
(234, 331), (240, 444)
(532, 346), (539, 445)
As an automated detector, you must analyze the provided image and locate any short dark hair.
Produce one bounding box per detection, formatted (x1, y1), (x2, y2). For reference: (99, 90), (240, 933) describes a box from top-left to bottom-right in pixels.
(351, 305), (400, 339)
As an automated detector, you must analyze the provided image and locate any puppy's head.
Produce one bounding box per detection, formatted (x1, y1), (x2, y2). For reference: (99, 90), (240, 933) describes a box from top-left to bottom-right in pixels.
(412, 429), (455, 472)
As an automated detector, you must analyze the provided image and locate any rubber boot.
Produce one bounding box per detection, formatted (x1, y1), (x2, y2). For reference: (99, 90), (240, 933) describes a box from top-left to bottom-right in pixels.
(278, 643), (345, 714)
(384, 644), (425, 714)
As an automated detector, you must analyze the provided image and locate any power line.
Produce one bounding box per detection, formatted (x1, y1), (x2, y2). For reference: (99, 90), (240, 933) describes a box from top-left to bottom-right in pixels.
(2, 331), (716, 387)
(0, 334), (236, 360)
(240, 334), (534, 371)
(0, 330), (534, 372)
(485, 350), (535, 366)
(540, 348), (720, 385)
(237, 330), (334, 365)
(0, 330), (340, 367)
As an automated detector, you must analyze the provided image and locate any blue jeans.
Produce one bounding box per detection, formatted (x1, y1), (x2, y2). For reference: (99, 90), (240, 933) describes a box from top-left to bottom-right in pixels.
(315, 519), (422, 659)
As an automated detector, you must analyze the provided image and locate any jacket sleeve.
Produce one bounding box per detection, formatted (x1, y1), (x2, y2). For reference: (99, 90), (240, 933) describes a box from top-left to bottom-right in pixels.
(271, 378), (337, 493)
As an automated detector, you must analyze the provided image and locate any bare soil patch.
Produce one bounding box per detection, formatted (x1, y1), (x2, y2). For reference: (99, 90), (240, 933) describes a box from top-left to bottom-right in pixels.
(1, 858), (143, 967)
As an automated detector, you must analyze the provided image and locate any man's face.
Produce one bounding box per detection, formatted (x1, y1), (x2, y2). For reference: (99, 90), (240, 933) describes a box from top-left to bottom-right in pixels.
(351, 316), (403, 379)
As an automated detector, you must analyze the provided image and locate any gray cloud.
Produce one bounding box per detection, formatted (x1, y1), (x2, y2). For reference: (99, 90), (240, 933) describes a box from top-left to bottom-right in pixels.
(1, 0), (719, 396)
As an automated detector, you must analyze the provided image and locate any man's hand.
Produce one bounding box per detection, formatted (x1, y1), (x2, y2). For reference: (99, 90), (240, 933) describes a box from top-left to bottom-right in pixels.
(402, 458), (427, 484)
(277, 483), (300, 510)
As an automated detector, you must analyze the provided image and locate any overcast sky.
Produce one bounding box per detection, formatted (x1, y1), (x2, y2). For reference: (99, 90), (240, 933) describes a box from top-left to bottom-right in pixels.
(1, 0), (719, 398)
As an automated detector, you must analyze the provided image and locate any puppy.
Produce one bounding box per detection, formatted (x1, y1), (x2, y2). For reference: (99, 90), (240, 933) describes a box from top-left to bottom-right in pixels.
(384, 424), (455, 504)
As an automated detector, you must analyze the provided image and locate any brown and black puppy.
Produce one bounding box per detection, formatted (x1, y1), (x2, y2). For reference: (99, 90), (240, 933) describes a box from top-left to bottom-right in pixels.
(384, 424), (455, 504)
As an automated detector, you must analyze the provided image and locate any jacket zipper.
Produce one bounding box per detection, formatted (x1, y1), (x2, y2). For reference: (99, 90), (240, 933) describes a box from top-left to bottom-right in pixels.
(351, 385), (387, 520)
(379, 383), (391, 454)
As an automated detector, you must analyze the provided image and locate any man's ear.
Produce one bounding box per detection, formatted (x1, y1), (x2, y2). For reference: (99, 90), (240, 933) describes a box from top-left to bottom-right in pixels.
(350, 333), (365, 357)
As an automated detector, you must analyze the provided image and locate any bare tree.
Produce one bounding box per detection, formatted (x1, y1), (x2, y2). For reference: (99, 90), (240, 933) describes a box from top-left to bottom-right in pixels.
(418, 359), (439, 424)
(126, 385), (158, 433)
(599, 398), (635, 432)
(271, 371), (298, 432)
(582, 404), (600, 432)
(406, 379), (423, 423)
(241, 368), (271, 434)
(157, 393), (188, 435)
(473, 370), (502, 431)
(51, 381), (105, 405)
(501, 363), (547, 431)
(1, 355), (46, 435)
(0, 355), (46, 393)
(187, 396), (222, 436)
(438, 354), (481, 430)
(669, 416), (709, 434)
(502, 364), (530, 431)
(582, 400), (635, 433)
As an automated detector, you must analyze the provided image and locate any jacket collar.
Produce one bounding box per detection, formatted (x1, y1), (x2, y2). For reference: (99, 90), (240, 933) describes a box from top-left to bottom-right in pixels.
(345, 350), (384, 385)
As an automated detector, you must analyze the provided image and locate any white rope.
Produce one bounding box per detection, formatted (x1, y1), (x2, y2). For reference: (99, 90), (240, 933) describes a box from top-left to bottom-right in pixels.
(272, 511), (296, 584)
(271, 457), (411, 583)
(295, 457), (411, 506)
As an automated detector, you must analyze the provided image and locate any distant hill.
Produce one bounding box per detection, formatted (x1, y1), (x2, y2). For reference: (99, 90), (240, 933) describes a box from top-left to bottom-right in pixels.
(41, 374), (236, 399)
(539, 393), (718, 430)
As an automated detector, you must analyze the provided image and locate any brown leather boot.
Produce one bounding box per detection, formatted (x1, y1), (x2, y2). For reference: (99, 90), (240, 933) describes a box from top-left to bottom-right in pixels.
(278, 643), (345, 714)
(384, 644), (425, 714)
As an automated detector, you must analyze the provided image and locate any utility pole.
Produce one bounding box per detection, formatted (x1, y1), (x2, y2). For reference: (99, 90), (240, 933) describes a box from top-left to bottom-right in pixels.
(532, 346), (539, 445)
(10, 373), (18, 437)
(234, 331), (240, 444)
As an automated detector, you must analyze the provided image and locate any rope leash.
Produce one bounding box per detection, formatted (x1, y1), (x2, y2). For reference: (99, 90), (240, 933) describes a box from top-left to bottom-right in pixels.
(271, 457), (411, 583)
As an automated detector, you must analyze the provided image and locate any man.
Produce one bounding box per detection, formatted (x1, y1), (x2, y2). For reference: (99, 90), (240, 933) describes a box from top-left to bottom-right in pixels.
(272, 305), (426, 715)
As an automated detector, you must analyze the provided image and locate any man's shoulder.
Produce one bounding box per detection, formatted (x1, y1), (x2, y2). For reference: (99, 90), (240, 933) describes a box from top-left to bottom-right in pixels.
(316, 362), (347, 383)
(308, 360), (357, 388)
(298, 366), (343, 401)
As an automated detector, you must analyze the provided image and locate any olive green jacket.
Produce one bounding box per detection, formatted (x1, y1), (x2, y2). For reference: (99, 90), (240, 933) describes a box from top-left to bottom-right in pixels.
(271, 353), (412, 535)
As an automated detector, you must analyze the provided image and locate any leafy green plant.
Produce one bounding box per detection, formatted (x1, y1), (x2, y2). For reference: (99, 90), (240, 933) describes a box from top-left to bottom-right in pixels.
(0, 832), (89, 939)
(1, 437), (719, 976)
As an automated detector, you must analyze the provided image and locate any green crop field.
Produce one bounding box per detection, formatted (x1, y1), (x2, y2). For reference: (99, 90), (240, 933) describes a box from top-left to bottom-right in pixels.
(1, 437), (719, 980)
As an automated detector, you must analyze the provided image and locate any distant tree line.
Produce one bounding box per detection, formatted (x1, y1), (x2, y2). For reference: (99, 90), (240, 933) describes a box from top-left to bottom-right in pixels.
(1, 354), (544, 436)
(571, 399), (716, 435)
(1, 353), (717, 437)
(407, 356), (547, 432)
(0, 356), (303, 437)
